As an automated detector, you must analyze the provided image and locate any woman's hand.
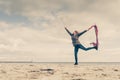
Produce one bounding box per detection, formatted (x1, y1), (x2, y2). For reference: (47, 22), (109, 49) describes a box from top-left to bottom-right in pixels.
(87, 25), (96, 31)
(64, 27), (68, 30)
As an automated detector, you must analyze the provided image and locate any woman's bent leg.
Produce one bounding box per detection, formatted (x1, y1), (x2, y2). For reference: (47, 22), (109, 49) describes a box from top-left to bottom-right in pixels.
(78, 44), (95, 51)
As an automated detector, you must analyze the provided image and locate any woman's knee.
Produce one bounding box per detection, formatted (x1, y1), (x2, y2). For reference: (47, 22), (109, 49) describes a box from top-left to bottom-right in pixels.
(81, 48), (88, 51)
(84, 49), (88, 51)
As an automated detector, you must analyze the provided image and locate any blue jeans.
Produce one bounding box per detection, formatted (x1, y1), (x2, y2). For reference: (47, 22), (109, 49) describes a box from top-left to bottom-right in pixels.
(74, 44), (95, 64)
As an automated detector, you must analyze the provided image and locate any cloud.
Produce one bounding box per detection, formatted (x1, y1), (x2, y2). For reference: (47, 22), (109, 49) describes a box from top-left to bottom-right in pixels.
(0, 0), (120, 62)
(0, 24), (71, 61)
(0, 0), (120, 30)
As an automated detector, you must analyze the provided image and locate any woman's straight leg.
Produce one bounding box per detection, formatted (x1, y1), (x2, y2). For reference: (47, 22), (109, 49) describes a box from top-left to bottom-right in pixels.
(74, 46), (79, 65)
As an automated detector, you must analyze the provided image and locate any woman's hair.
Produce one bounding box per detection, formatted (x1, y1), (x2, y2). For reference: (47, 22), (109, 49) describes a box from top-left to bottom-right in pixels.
(73, 30), (79, 34)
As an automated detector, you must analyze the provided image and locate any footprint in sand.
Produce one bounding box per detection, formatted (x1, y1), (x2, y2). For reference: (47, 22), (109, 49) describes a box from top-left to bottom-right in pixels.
(0, 70), (7, 74)
(113, 69), (119, 72)
(28, 73), (39, 79)
(72, 78), (86, 80)
(101, 73), (107, 77)
(40, 69), (54, 75)
(93, 68), (103, 71)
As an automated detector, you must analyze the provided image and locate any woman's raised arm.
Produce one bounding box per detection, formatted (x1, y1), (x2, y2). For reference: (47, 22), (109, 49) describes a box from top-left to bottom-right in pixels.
(64, 27), (72, 36)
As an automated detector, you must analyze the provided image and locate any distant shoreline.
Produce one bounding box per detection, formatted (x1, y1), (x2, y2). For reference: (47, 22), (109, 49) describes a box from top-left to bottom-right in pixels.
(0, 61), (120, 64)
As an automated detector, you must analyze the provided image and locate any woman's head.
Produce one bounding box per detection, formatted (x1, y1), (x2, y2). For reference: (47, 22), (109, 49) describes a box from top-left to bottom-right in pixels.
(73, 30), (78, 35)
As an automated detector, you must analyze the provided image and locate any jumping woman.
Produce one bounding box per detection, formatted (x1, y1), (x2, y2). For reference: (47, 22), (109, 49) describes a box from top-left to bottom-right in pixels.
(65, 26), (98, 65)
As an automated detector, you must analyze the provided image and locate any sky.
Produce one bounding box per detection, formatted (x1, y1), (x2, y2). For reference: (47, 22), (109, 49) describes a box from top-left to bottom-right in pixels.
(0, 0), (120, 62)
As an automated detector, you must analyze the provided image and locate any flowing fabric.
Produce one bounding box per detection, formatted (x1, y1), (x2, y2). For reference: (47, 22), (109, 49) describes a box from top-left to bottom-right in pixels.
(88, 25), (98, 48)
(94, 25), (98, 46)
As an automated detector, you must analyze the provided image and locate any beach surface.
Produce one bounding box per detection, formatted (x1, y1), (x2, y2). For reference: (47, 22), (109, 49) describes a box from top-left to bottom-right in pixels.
(0, 63), (120, 80)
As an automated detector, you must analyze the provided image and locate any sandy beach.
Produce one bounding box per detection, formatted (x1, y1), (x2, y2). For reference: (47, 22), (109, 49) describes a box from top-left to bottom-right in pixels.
(0, 63), (120, 80)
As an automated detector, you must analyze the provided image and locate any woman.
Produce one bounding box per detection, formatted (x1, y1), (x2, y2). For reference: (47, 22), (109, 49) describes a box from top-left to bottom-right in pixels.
(65, 26), (97, 65)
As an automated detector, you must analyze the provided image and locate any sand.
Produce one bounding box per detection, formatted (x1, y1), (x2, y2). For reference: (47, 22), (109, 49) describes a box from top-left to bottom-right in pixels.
(0, 63), (120, 80)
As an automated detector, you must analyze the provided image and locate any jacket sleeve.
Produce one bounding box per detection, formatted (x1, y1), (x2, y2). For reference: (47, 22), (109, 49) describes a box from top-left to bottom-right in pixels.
(78, 30), (87, 36)
(65, 27), (72, 36)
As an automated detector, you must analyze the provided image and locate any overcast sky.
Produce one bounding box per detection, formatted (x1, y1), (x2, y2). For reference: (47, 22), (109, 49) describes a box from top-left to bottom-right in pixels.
(0, 0), (120, 62)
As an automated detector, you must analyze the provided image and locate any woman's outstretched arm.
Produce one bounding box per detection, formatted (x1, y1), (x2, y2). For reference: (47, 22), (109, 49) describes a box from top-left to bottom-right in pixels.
(64, 27), (72, 36)
(78, 30), (87, 36)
